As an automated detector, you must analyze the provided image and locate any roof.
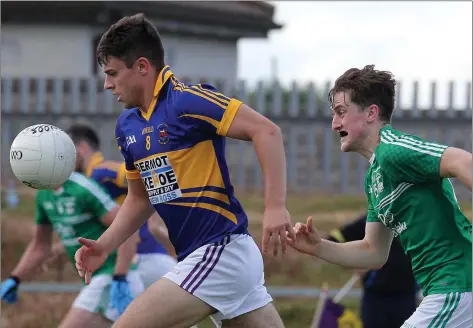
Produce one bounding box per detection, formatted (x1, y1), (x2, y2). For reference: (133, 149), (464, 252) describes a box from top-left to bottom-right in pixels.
(1, 1), (282, 39)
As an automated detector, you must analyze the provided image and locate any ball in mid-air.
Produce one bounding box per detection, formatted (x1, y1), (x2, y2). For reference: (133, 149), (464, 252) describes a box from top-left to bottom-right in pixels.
(9, 124), (76, 190)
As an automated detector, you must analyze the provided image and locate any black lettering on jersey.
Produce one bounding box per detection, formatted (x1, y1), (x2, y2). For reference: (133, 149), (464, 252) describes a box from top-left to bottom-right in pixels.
(166, 171), (177, 184)
(142, 176), (155, 190)
(136, 155), (170, 173)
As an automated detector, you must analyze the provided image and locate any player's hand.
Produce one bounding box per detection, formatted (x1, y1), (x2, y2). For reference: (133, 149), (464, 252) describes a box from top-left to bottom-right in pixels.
(109, 275), (134, 315)
(287, 216), (321, 256)
(74, 237), (108, 285)
(0, 277), (20, 304)
(262, 205), (296, 256)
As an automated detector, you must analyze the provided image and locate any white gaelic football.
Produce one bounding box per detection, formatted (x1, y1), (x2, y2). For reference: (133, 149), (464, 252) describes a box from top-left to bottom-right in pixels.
(9, 124), (76, 190)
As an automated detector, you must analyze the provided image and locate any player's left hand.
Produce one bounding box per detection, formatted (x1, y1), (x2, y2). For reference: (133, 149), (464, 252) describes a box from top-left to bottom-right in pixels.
(109, 274), (134, 315)
(262, 205), (296, 256)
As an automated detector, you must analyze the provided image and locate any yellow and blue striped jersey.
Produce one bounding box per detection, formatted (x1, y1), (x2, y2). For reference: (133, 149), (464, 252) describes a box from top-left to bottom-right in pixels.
(86, 152), (168, 254)
(115, 66), (249, 261)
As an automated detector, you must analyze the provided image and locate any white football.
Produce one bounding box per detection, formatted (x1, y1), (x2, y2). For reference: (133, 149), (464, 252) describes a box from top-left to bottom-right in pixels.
(9, 124), (77, 190)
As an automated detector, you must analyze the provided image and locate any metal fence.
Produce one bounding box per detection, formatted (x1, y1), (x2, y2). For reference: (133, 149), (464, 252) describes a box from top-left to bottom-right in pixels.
(2, 77), (472, 199)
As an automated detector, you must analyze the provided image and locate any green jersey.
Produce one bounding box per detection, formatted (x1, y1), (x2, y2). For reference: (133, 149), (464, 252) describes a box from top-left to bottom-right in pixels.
(35, 172), (118, 276)
(365, 125), (472, 296)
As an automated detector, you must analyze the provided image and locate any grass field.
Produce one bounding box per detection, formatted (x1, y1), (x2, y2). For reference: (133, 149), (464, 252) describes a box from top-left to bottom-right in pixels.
(1, 187), (471, 328)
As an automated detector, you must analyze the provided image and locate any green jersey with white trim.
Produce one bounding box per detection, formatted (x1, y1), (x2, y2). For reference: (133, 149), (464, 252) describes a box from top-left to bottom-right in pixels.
(35, 172), (118, 276)
(365, 125), (471, 296)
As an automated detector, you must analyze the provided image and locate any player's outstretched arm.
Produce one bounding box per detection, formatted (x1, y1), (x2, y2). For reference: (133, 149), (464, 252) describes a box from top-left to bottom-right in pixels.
(439, 147), (472, 191)
(315, 221), (393, 269)
(227, 103), (296, 256)
(290, 217), (393, 270)
(10, 224), (54, 280)
(100, 205), (139, 276)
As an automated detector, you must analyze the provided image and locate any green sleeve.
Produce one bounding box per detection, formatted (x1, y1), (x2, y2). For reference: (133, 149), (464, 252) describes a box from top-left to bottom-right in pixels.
(35, 191), (51, 225)
(382, 137), (447, 184)
(366, 202), (379, 223)
(77, 178), (117, 219)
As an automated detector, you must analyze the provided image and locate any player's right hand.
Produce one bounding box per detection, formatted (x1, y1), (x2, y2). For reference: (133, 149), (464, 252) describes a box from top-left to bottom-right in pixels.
(287, 216), (321, 256)
(74, 237), (108, 285)
(0, 277), (20, 304)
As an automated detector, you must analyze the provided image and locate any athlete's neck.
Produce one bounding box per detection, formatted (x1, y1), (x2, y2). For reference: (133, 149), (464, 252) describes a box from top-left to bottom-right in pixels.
(140, 71), (159, 112)
(357, 122), (387, 160)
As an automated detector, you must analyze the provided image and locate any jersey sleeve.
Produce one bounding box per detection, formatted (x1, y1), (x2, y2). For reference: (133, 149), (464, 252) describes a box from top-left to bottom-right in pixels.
(366, 202), (379, 223)
(35, 191), (51, 225)
(382, 138), (448, 184)
(175, 83), (243, 136)
(115, 121), (140, 180)
(328, 215), (367, 243)
(78, 178), (117, 219)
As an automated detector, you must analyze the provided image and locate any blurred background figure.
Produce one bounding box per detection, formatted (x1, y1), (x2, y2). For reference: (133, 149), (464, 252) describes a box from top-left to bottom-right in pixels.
(326, 214), (419, 328)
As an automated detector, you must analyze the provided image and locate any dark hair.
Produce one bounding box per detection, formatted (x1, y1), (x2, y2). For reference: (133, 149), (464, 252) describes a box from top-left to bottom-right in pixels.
(329, 65), (396, 122)
(67, 124), (100, 150)
(96, 13), (165, 70)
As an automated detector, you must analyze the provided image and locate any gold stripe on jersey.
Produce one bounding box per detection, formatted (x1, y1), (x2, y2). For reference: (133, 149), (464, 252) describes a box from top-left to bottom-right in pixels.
(195, 84), (231, 102)
(173, 85), (229, 110)
(142, 65), (174, 121)
(218, 99), (242, 136)
(166, 201), (237, 224)
(181, 190), (230, 205)
(126, 169), (141, 180)
(179, 114), (220, 129)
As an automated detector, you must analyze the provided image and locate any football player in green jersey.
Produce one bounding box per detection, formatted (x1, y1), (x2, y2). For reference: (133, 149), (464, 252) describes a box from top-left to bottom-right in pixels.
(0, 173), (144, 328)
(289, 65), (472, 328)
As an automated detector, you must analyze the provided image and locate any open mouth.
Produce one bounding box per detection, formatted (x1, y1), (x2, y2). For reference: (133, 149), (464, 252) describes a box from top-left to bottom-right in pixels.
(339, 131), (348, 142)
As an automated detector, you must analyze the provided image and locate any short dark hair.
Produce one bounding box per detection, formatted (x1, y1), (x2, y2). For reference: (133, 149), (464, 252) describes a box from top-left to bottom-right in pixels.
(96, 13), (165, 70)
(329, 65), (396, 122)
(67, 124), (100, 150)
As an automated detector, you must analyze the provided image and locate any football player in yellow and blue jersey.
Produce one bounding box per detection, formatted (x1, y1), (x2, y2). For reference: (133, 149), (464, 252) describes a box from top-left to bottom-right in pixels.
(74, 13), (295, 328)
(66, 124), (177, 289)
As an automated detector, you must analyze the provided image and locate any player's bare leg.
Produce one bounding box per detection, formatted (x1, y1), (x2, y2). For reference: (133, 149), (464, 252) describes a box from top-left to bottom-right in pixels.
(221, 303), (285, 328)
(112, 278), (214, 328)
(58, 308), (112, 328)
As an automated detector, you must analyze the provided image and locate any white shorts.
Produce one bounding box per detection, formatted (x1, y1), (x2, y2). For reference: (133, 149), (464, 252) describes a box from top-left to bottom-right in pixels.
(136, 253), (177, 289)
(72, 270), (144, 322)
(402, 292), (472, 328)
(163, 234), (273, 325)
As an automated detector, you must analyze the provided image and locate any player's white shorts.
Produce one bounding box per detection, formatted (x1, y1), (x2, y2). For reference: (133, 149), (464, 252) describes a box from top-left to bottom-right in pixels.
(136, 253), (177, 289)
(163, 234), (273, 326)
(72, 270), (144, 322)
(402, 292), (472, 328)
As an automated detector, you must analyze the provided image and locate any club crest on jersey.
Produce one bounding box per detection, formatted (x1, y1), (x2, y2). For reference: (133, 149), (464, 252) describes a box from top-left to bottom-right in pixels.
(371, 169), (384, 198)
(157, 123), (169, 144)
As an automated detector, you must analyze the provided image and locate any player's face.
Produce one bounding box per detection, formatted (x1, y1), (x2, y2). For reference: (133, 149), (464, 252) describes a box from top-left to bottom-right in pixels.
(331, 91), (370, 152)
(102, 57), (143, 109)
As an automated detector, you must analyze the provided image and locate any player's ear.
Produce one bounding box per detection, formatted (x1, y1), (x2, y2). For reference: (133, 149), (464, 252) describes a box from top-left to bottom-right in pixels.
(135, 57), (150, 75)
(366, 104), (379, 123)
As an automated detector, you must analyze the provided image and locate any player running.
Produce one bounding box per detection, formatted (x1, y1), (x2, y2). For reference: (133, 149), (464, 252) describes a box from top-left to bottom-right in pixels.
(0, 172), (144, 328)
(66, 123), (178, 289)
(74, 13), (294, 328)
(289, 65), (472, 328)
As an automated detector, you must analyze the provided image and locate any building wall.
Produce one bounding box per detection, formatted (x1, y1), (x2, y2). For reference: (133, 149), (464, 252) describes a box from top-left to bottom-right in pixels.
(2, 25), (238, 89)
(1, 25), (93, 78)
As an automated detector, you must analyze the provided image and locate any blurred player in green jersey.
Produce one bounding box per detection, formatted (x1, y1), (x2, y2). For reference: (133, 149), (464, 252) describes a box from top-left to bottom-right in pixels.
(1, 173), (144, 327)
(289, 65), (472, 328)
